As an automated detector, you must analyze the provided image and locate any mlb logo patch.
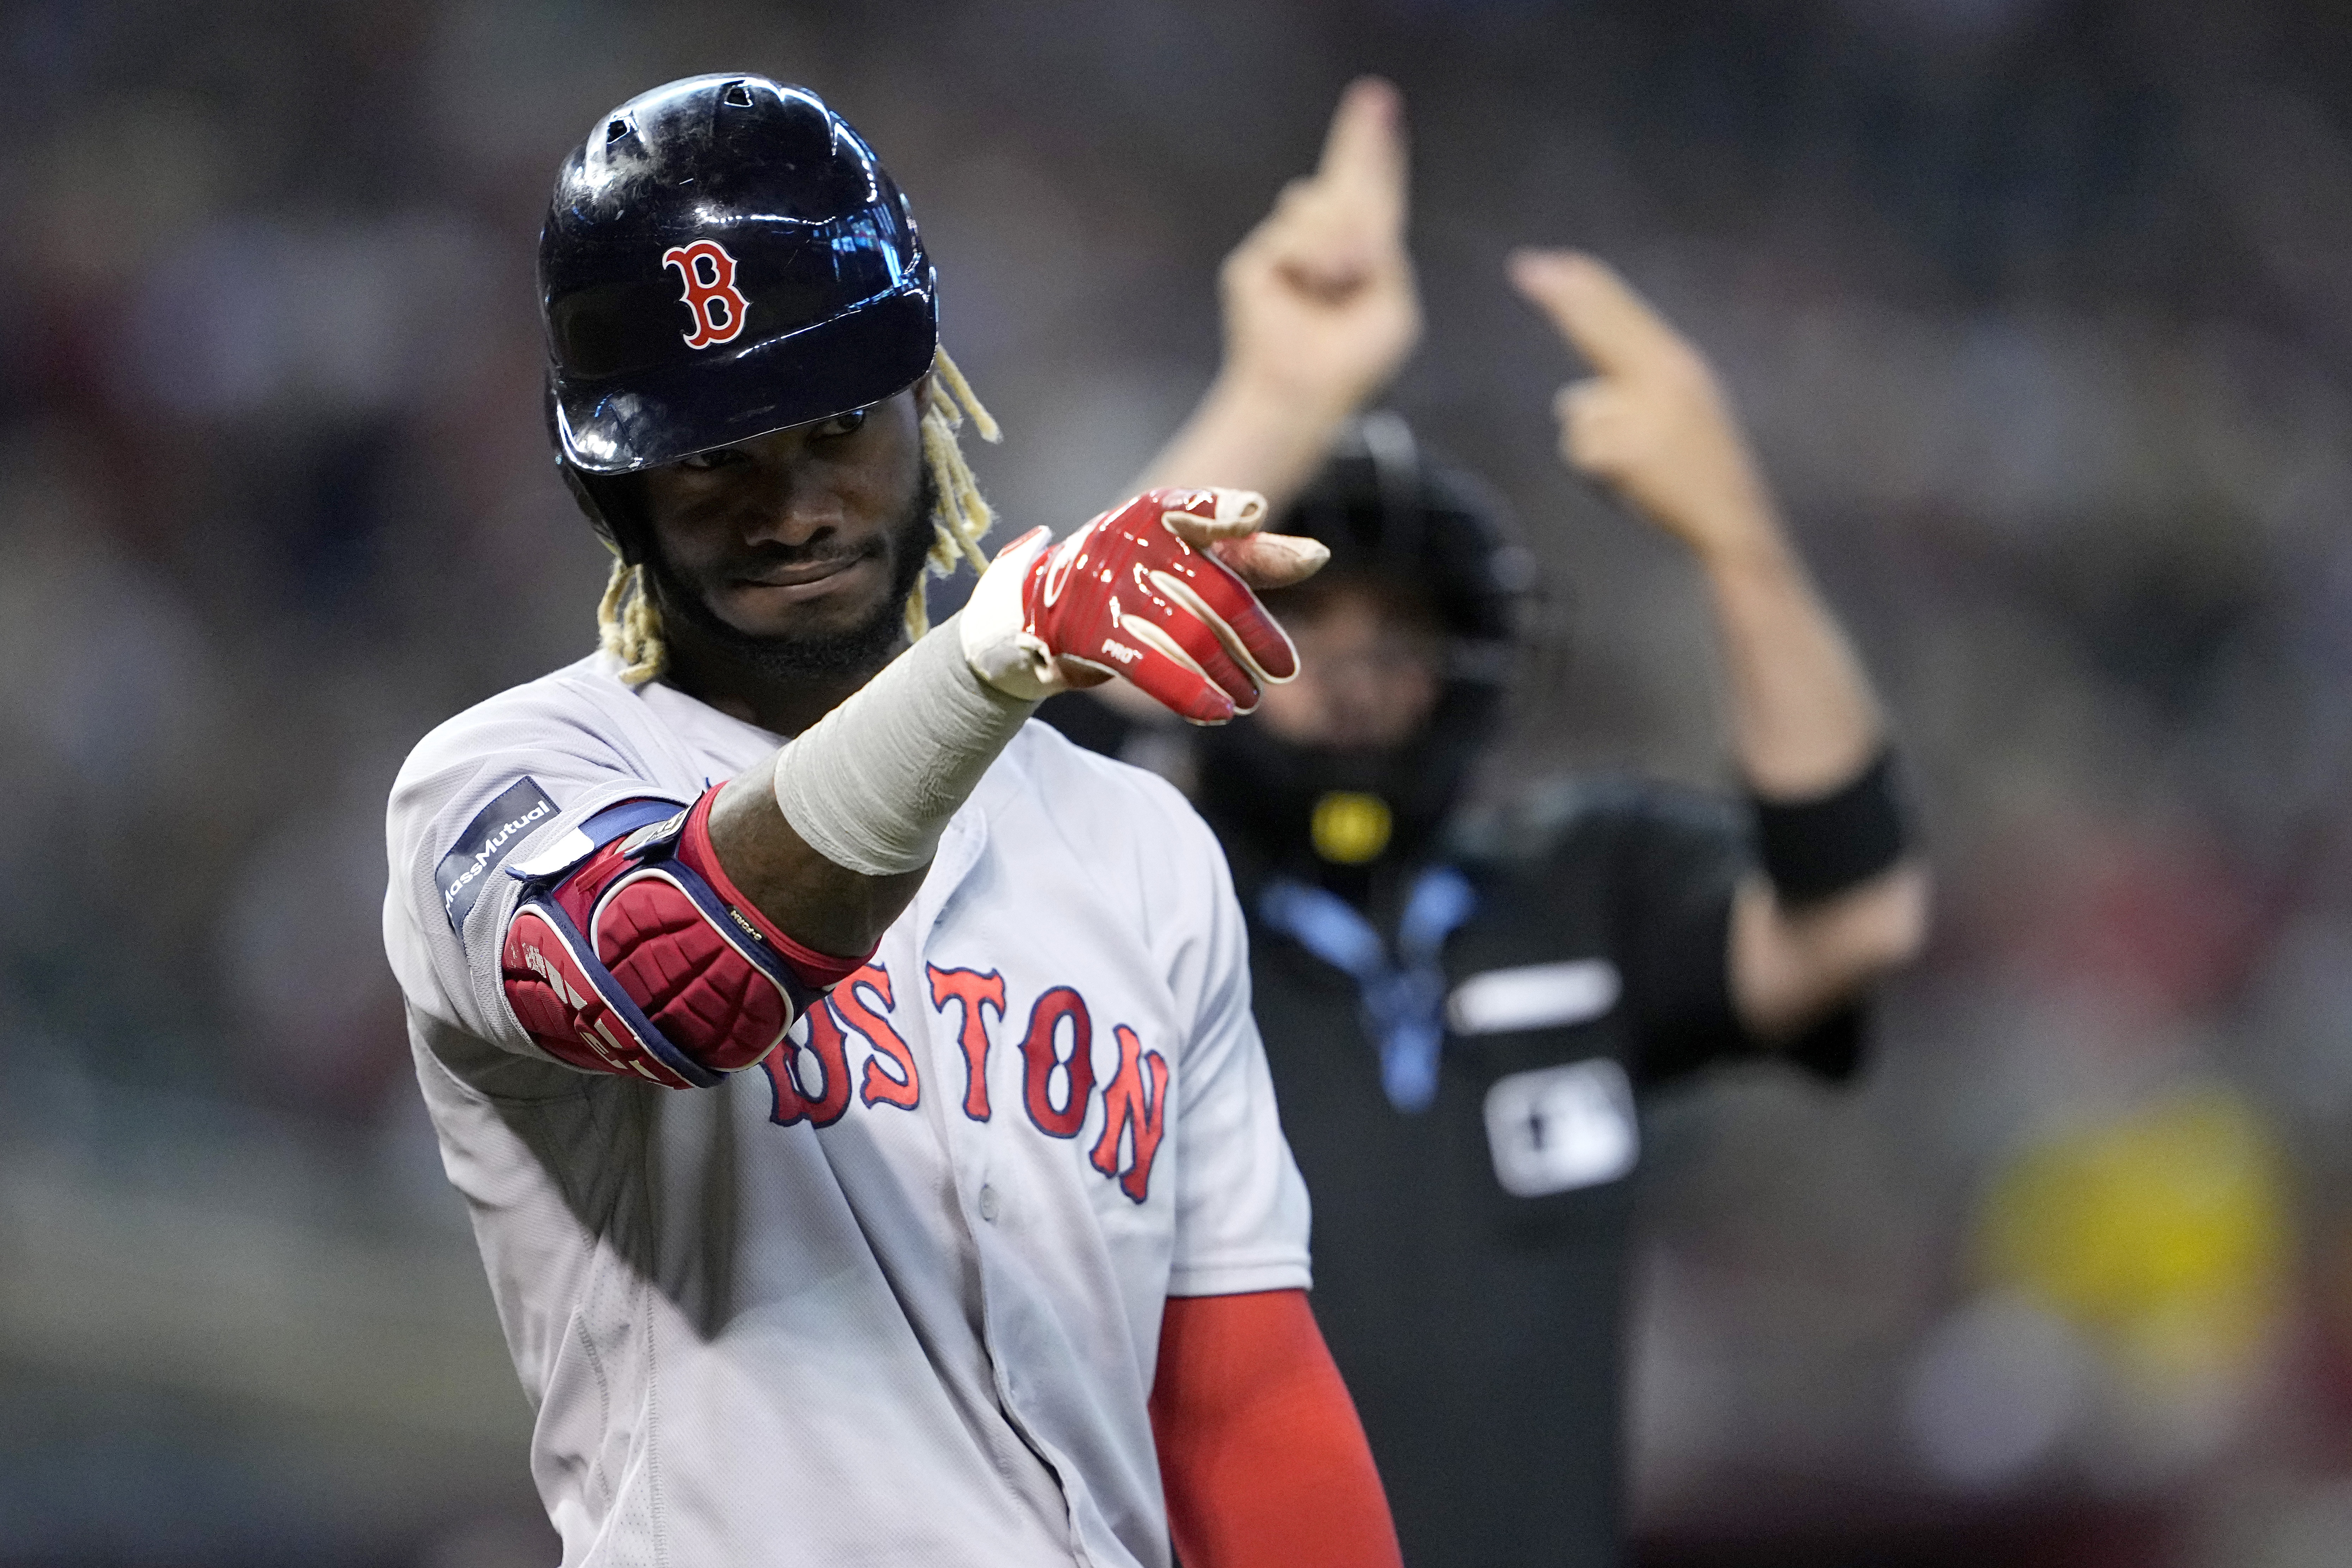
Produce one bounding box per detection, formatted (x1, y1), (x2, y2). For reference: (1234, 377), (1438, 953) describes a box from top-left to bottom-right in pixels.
(1482, 1058), (1639, 1198)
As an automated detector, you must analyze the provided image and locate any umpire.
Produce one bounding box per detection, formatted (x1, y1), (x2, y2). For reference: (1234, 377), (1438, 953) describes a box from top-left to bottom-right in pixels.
(1053, 82), (1931, 1567)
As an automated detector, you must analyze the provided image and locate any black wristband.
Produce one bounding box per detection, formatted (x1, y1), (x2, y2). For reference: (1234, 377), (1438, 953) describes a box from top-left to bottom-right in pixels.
(1750, 748), (1909, 907)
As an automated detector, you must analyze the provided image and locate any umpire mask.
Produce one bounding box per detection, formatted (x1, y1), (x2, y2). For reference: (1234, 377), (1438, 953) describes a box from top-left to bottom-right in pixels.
(1195, 415), (1532, 901)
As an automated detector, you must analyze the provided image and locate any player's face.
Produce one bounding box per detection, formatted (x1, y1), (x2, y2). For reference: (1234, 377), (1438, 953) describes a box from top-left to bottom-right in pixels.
(636, 388), (932, 673)
(1257, 580), (1444, 751)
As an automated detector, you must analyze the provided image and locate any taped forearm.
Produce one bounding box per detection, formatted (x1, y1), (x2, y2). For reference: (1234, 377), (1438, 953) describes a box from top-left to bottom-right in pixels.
(772, 614), (1037, 877)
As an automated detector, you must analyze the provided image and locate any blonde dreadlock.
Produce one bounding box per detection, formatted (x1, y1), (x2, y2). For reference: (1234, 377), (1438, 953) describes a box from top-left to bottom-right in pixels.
(597, 348), (1001, 686)
(598, 550), (668, 686)
(908, 347), (1001, 640)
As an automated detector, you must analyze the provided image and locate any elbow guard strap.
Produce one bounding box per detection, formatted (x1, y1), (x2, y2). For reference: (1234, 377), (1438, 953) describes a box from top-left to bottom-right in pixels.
(499, 790), (868, 1088)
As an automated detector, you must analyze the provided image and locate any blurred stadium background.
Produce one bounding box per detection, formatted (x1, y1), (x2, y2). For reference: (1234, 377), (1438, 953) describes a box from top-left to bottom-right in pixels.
(7, 0), (2352, 1563)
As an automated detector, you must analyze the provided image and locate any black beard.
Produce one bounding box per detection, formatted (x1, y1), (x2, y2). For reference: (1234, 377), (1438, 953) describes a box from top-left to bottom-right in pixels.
(644, 467), (940, 683)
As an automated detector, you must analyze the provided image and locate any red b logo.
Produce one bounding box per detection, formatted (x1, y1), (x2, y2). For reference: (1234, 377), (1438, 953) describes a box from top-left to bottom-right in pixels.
(662, 240), (750, 350)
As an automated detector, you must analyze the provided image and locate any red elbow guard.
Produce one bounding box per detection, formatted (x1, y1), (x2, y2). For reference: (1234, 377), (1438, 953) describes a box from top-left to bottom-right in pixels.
(500, 789), (868, 1088)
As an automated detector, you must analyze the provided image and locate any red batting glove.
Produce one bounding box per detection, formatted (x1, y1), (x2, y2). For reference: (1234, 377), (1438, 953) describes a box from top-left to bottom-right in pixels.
(962, 487), (1301, 724)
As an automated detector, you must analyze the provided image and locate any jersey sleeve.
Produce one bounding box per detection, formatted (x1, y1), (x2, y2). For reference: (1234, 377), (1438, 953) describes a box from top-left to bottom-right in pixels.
(1602, 783), (1864, 1087)
(1147, 781), (1314, 1298)
(382, 691), (694, 1061)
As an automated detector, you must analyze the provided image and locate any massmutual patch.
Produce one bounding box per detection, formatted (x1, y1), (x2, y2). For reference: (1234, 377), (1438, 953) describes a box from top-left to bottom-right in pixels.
(438, 777), (557, 935)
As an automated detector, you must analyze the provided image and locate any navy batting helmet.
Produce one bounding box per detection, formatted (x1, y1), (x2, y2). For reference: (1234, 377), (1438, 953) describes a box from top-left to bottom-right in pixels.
(539, 74), (938, 559)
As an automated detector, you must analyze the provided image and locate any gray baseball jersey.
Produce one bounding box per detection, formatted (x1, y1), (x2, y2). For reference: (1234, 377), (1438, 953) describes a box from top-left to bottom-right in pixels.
(382, 650), (1312, 1567)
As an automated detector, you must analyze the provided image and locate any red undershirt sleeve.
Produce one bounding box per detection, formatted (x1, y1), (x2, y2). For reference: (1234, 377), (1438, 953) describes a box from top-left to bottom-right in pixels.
(1149, 1289), (1402, 1568)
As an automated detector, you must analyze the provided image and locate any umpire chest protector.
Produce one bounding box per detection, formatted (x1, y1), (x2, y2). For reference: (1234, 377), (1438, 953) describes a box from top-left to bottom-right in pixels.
(1242, 781), (1860, 1568)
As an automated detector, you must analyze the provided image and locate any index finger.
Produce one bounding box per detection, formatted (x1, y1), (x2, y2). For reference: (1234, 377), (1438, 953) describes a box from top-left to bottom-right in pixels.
(1314, 76), (1408, 229)
(1508, 249), (1686, 377)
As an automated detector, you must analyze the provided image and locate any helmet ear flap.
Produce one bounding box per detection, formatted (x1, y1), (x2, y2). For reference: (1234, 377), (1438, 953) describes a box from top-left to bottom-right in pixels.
(562, 466), (649, 566)
(546, 372), (648, 564)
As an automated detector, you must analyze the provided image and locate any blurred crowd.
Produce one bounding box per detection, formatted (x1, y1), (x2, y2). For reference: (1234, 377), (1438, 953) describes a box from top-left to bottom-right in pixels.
(6, 0), (2352, 1563)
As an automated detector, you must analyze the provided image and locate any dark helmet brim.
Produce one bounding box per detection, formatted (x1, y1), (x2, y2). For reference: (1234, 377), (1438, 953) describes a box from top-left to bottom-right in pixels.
(552, 278), (937, 475)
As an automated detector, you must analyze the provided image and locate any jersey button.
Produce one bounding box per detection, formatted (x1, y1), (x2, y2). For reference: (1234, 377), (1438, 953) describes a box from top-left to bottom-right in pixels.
(978, 1184), (1001, 1223)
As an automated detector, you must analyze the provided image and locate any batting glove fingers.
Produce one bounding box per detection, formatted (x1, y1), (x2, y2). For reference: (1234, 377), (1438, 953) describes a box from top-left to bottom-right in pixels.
(961, 487), (1301, 724)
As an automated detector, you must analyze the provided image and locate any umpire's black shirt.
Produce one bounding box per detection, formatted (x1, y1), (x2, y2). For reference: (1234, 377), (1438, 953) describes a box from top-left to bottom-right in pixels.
(1243, 780), (1856, 1568)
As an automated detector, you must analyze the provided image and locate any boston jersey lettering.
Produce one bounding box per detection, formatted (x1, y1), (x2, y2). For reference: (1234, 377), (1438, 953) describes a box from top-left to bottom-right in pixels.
(763, 960), (1173, 1204)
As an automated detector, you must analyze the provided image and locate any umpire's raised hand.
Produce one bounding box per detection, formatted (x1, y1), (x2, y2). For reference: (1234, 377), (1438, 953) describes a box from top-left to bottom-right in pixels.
(1510, 247), (1931, 1039)
(1141, 78), (1420, 511)
(1220, 77), (1421, 428)
(1509, 250), (1779, 563)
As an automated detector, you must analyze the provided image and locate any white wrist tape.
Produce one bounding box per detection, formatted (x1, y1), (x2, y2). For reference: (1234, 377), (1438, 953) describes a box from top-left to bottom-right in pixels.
(771, 612), (1037, 877)
(958, 526), (1064, 701)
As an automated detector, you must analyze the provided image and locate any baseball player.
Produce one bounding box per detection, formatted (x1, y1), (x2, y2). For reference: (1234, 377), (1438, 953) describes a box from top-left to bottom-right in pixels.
(381, 75), (1399, 1567)
(1054, 81), (1931, 1565)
